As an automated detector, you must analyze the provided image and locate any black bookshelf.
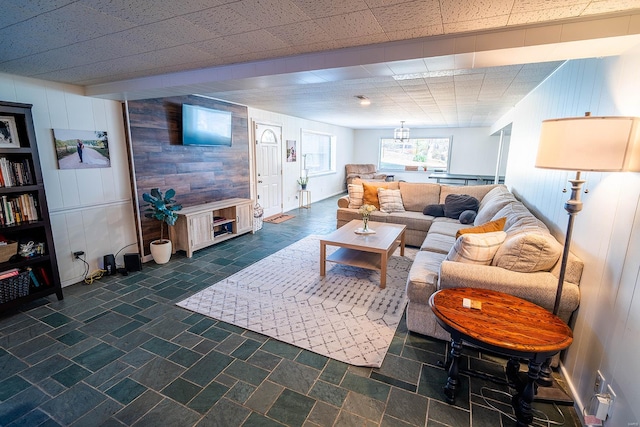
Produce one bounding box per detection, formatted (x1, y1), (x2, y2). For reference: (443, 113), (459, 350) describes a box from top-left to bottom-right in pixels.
(0, 101), (62, 313)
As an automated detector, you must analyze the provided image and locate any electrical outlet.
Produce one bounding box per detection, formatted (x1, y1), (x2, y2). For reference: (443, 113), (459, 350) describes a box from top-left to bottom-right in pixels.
(595, 370), (605, 393)
(607, 384), (616, 419)
(73, 251), (84, 259)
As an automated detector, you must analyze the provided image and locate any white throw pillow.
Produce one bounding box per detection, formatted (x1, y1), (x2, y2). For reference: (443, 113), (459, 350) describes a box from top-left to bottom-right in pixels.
(347, 184), (364, 209)
(445, 231), (507, 265)
(378, 188), (405, 213)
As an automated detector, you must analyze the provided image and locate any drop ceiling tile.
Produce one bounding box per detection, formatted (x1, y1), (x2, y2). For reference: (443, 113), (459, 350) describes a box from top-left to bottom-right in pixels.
(1, 1), (75, 23)
(182, 5), (260, 35)
(582, 0), (640, 15)
(440, 0), (513, 24)
(223, 30), (289, 53)
(226, 0), (311, 27)
(386, 58), (429, 74)
(80, 0), (225, 25)
(315, 11), (385, 39)
(291, 0), (369, 18)
(140, 17), (220, 44)
(42, 2), (136, 40)
(424, 55), (456, 71)
(267, 22), (332, 45)
(371, 0), (443, 32)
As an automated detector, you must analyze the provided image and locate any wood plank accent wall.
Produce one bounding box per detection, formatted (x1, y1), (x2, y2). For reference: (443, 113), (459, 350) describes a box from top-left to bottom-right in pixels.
(125, 95), (250, 256)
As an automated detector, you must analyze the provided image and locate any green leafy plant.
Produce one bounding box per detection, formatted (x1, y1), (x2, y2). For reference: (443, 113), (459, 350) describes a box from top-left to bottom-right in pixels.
(142, 188), (183, 243)
(297, 176), (309, 186)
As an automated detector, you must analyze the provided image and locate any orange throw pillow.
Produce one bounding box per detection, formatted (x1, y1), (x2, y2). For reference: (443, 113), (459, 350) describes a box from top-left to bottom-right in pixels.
(456, 217), (506, 239)
(362, 182), (383, 208)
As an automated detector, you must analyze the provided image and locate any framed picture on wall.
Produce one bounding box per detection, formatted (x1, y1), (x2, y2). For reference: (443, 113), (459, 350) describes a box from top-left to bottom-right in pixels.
(53, 129), (111, 169)
(286, 140), (296, 162)
(0, 116), (20, 148)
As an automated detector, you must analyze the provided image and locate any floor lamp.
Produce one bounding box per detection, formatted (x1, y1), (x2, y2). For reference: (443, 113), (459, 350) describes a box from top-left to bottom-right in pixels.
(533, 114), (640, 401)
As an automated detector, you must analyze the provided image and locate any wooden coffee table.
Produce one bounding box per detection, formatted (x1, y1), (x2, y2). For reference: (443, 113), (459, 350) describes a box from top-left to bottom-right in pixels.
(320, 220), (406, 288)
(429, 287), (573, 427)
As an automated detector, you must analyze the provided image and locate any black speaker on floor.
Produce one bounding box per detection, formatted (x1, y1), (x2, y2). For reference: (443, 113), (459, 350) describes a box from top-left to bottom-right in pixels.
(103, 254), (116, 275)
(124, 253), (142, 272)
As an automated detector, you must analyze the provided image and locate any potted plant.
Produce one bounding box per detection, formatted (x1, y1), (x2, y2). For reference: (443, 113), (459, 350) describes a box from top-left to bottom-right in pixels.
(142, 188), (182, 264)
(297, 176), (309, 190)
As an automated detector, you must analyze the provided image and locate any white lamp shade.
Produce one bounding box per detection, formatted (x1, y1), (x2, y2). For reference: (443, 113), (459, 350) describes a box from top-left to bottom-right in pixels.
(536, 116), (640, 172)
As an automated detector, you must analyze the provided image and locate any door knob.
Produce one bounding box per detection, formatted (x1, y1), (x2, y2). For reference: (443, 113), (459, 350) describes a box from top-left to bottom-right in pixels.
(258, 180), (263, 183)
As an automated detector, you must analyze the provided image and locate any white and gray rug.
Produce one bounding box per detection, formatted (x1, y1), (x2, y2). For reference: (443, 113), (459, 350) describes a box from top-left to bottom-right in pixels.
(177, 235), (415, 367)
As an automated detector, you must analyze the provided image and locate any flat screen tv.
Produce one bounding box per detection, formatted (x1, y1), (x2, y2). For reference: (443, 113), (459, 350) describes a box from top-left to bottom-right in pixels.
(182, 104), (232, 146)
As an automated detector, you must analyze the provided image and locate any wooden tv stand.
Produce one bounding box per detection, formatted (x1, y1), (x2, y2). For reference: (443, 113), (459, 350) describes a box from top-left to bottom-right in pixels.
(169, 198), (253, 257)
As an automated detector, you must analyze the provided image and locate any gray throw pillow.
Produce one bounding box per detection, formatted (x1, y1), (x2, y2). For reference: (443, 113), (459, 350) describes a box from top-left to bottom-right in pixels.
(444, 194), (480, 219)
(459, 209), (477, 224)
(423, 204), (445, 217)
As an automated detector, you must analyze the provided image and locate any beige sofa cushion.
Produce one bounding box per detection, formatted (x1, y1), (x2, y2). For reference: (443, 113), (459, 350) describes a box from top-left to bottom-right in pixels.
(386, 211), (432, 231)
(475, 185), (516, 225)
(406, 251), (447, 305)
(492, 231), (562, 272)
(421, 232), (456, 254)
(439, 184), (499, 204)
(428, 219), (469, 237)
(398, 182), (441, 212)
(446, 231), (507, 265)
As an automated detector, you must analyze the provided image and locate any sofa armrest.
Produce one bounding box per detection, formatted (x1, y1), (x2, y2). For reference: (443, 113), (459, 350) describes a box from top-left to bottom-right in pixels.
(373, 173), (387, 180)
(438, 261), (580, 321)
(337, 196), (350, 208)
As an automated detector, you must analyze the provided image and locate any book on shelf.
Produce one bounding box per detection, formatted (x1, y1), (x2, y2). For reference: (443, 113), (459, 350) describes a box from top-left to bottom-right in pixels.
(0, 268), (19, 280)
(0, 158), (34, 188)
(0, 194), (39, 225)
(28, 267), (41, 288)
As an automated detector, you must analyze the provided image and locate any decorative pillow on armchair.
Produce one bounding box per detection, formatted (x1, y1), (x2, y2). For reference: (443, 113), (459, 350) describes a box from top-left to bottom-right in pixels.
(378, 189), (405, 213)
(445, 231), (507, 265)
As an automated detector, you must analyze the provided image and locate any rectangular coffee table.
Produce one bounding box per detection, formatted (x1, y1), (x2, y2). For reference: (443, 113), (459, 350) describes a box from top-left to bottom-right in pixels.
(319, 220), (406, 288)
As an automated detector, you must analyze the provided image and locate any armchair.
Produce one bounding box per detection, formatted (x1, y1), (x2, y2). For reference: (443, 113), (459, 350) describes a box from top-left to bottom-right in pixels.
(345, 164), (387, 185)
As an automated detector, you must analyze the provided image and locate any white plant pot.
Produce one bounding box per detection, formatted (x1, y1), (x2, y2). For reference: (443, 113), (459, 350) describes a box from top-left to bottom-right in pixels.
(150, 239), (172, 264)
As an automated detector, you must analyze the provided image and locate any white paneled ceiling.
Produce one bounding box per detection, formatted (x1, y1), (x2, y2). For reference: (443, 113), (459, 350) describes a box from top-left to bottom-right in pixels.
(2, 1), (640, 128)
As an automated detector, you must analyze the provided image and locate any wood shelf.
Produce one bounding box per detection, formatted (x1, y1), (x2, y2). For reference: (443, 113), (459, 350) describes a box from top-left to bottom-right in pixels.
(0, 101), (63, 313)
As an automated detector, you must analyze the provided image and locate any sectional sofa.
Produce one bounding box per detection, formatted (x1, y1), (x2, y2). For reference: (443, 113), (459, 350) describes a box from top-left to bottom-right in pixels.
(336, 179), (583, 348)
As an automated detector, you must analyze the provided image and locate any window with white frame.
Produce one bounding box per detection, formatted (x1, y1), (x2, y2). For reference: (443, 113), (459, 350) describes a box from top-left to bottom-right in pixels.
(379, 137), (451, 171)
(301, 130), (336, 176)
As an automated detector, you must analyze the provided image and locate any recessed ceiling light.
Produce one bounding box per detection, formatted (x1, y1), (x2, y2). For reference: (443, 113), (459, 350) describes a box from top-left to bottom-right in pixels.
(355, 95), (371, 106)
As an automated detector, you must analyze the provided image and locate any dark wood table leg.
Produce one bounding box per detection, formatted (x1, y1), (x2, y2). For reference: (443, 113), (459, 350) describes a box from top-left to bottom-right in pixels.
(443, 338), (463, 404)
(513, 358), (542, 426)
(506, 357), (521, 388)
(537, 358), (554, 387)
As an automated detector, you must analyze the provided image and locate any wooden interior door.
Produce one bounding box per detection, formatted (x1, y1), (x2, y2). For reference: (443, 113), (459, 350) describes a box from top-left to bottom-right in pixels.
(255, 122), (282, 218)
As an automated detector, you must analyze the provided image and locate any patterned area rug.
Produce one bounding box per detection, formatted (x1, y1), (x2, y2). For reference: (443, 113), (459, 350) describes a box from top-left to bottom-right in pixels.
(177, 235), (416, 367)
(263, 213), (295, 223)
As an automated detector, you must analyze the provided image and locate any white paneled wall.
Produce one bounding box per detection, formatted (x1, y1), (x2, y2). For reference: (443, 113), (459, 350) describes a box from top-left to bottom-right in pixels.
(504, 51), (640, 424)
(354, 127), (505, 182)
(248, 108), (355, 212)
(0, 73), (137, 287)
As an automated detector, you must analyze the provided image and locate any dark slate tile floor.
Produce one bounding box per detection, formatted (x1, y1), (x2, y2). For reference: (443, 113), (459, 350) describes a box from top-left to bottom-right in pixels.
(0, 194), (581, 426)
